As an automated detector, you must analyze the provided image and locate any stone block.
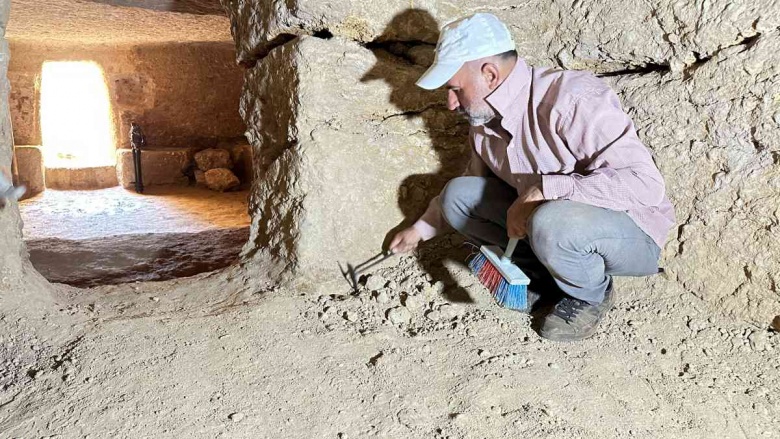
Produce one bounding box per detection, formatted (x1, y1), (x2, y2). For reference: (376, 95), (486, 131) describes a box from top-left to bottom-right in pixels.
(194, 169), (206, 185)
(205, 168), (240, 192)
(45, 166), (119, 190)
(228, 142), (253, 183)
(239, 36), (468, 284)
(116, 148), (190, 188)
(194, 147), (232, 171)
(14, 145), (44, 198)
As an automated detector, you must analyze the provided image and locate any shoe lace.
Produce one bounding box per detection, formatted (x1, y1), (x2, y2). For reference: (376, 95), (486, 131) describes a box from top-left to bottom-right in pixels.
(553, 297), (588, 321)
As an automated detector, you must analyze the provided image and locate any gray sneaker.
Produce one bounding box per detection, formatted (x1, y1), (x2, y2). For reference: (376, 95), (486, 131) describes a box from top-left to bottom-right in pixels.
(539, 281), (615, 341)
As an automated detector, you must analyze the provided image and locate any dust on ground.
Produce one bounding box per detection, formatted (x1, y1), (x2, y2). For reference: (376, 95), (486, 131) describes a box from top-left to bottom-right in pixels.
(0, 238), (778, 438)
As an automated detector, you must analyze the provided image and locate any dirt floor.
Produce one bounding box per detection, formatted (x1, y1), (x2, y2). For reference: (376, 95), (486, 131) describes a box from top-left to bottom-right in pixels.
(0, 237), (777, 438)
(19, 186), (250, 287)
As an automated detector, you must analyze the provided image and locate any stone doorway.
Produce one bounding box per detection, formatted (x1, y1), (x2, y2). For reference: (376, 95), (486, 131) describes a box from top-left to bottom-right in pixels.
(8, 1), (251, 287)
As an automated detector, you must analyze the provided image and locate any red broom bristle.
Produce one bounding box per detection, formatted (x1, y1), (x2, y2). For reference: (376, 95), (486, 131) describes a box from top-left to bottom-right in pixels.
(476, 262), (502, 293)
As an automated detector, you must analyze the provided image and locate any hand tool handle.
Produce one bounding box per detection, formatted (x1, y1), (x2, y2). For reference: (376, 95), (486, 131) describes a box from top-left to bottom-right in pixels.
(501, 238), (519, 263)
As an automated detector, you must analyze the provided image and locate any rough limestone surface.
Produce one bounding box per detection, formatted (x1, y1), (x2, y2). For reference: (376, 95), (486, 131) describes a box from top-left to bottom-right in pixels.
(14, 145), (44, 198)
(194, 148), (233, 171)
(1, 0), (65, 396)
(227, 142), (253, 183)
(45, 166), (118, 190)
(221, 0), (779, 72)
(116, 148), (191, 188)
(608, 34), (780, 324)
(194, 169), (206, 185)
(0, 21), (22, 281)
(205, 168), (240, 192)
(223, 1), (780, 324)
(239, 36), (468, 284)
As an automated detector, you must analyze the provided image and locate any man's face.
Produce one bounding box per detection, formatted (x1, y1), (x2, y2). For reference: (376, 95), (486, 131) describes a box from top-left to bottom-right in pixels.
(445, 65), (496, 126)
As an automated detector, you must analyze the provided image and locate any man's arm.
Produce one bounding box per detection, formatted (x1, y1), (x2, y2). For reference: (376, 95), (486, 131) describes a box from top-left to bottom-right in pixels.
(412, 135), (491, 239)
(391, 136), (490, 253)
(542, 87), (666, 210)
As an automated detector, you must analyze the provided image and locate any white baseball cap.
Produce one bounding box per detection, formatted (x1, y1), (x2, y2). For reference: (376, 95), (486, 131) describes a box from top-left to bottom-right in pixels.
(416, 13), (516, 90)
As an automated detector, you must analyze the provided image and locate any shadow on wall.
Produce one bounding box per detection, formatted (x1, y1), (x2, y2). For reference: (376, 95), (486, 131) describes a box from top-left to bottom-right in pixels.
(362, 9), (475, 303)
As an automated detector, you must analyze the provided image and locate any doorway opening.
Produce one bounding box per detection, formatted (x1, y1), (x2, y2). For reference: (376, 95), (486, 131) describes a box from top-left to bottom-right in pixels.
(40, 61), (116, 169)
(11, 38), (250, 288)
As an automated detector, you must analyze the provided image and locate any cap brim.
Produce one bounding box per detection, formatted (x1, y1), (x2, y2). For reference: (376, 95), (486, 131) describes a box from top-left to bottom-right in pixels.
(415, 62), (463, 90)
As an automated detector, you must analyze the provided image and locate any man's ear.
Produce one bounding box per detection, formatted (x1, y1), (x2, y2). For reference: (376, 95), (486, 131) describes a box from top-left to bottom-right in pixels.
(481, 63), (501, 90)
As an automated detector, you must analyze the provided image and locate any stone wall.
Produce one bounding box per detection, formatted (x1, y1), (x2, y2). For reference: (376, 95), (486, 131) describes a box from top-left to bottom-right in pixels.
(9, 40), (245, 151)
(223, 0), (780, 324)
(239, 36), (468, 284)
(0, 0), (56, 318)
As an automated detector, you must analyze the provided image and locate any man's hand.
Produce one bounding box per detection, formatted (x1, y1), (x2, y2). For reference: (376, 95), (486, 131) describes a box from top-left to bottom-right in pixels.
(507, 184), (546, 239)
(389, 227), (422, 254)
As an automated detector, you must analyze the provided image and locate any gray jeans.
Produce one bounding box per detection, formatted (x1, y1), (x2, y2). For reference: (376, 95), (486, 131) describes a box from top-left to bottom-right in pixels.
(440, 176), (661, 304)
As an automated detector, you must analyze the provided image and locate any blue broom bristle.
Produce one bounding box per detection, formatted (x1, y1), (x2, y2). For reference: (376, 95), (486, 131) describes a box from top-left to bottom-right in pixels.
(495, 280), (528, 310)
(468, 252), (487, 273)
(468, 252), (528, 311)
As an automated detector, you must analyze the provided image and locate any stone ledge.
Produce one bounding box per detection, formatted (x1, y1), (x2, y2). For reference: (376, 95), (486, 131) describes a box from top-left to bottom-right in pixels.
(116, 148), (192, 188)
(14, 145), (44, 198)
(45, 166), (119, 190)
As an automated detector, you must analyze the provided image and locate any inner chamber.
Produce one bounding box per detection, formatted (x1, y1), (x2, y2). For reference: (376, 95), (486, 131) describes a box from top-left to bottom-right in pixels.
(9, 19), (250, 287)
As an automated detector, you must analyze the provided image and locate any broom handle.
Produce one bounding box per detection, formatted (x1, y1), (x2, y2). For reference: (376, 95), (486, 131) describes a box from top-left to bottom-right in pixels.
(501, 238), (519, 263)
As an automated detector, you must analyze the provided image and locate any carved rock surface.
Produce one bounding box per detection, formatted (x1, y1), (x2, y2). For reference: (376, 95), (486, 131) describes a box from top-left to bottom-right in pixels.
(14, 145), (45, 198)
(117, 148), (191, 188)
(220, 0), (779, 73)
(223, 1), (780, 324)
(239, 36), (467, 283)
(0, 1), (58, 323)
(608, 34), (780, 323)
(195, 148), (233, 171)
(205, 167), (240, 192)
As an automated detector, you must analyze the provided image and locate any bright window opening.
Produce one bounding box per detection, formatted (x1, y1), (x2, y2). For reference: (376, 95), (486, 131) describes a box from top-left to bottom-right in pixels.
(40, 61), (116, 169)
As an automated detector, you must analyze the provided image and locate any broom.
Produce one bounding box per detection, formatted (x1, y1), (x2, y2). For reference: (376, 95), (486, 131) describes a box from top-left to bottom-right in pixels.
(468, 238), (531, 311)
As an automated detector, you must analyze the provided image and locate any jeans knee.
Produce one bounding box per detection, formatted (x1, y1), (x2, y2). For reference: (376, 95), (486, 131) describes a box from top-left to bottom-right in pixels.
(440, 176), (483, 229)
(528, 201), (590, 262)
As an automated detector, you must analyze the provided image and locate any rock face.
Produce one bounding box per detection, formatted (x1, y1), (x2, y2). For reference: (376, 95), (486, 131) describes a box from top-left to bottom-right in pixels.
(0, 8), (26, 284)
(227, 142), (253, 183)
(116, 148), (191, 188)
(222, 1), (780, 324)
(0, 0), (57, 323)
(238, 36), (467, 284)
(221, 0), (779, 71)
(14, 145), (45, 198)
(205, 168), (240, 192)
(195, 148), (233, 171)
(194, 169), (206, 185)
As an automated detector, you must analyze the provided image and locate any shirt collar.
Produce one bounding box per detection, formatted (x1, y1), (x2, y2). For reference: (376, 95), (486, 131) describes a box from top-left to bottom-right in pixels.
(485, 58), (532, 122)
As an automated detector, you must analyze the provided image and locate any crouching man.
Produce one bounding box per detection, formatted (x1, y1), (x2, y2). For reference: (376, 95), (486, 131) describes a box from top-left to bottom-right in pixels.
(388, 13), (675, 341)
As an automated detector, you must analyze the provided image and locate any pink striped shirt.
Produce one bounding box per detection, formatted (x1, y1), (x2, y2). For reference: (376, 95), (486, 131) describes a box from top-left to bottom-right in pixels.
(413, 58), (675, 248)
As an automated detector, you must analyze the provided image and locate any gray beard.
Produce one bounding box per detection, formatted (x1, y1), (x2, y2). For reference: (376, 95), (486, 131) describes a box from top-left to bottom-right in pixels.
(457, 108), (494, 126)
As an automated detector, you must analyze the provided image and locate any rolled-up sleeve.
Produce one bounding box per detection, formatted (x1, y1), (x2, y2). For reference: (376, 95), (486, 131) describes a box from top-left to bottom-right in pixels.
(542, 87), (666, 210)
